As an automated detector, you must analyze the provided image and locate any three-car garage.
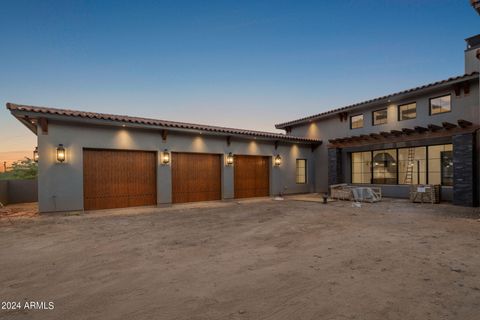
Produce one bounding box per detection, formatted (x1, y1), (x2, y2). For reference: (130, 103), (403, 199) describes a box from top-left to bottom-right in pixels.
(83, 149), (273, 209)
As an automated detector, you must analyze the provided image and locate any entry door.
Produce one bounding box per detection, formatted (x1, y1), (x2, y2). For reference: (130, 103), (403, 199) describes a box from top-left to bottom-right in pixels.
(234, 155), (270, 198)
(171, 152), (222, 203)
(83, 149), (157, 210)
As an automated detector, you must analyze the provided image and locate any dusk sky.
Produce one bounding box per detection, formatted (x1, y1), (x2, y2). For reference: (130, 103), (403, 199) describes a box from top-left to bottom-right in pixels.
(0, 0), (478, 166)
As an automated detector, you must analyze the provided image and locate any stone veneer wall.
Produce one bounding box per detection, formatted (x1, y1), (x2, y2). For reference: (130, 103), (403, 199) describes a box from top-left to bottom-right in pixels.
(328, 148), (343, 187)
(452, 133), (477, 207)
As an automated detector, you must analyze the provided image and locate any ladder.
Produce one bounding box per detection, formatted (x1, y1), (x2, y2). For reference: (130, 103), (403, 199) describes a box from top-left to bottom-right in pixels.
(404, 148), (415, 184)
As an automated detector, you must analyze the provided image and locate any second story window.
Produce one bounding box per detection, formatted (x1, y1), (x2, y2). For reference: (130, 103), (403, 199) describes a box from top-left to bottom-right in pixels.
(430, 94), (451, 115)
(350, 114), (364, 129)
(398, 102), (416, 121)
(372, 109), (388, 125)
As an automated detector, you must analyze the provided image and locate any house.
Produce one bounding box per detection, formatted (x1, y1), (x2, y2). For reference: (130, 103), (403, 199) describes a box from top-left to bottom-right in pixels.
(7, 103), (321, 212)
(8, 35), (480, 212)
(275, 35), (480, 207)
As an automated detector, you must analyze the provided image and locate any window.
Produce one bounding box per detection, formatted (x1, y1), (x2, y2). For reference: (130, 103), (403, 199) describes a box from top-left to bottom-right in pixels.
(350, 144), (454, 186)
(351, 151), (372, 184)
(372, 109), (388, 126)
(350, 114), (364, 129)
(427, 144), (453, 186)
(398, 147), (426, 184)
(372, 149), (397, 184)
(430, 95), (451, 115)
(398, 102), (416, 121)
(296, 159), (307, 184)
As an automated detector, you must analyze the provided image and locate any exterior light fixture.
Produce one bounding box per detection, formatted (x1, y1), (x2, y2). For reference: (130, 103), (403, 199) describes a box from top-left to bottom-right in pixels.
(226, 152), (234, 166)
(56, 144), (66, 163)
(274, 154), (282, 166)
(162, 149), (170, 164)
(33, 147), (39, 162)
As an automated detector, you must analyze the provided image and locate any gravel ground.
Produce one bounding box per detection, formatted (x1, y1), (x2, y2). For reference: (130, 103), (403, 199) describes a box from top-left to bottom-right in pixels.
(0, 198), (479, 320)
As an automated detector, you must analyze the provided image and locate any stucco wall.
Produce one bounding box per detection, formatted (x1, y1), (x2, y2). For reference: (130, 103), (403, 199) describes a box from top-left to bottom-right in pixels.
(37, 122), (315, 213)
(288, 80), (480, 196)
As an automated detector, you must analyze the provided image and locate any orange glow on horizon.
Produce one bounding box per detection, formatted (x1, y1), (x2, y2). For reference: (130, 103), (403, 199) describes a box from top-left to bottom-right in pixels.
(0, 151), (32, 172)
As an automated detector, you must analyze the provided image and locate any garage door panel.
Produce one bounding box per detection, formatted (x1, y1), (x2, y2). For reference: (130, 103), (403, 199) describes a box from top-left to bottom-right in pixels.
(83, 149), (157, 210)
(234, 155), (270, 199)
(172, 153), (221, 204)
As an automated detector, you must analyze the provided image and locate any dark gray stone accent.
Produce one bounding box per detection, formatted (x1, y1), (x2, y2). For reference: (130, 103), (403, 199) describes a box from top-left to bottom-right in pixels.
(453, 133), (477, 207)
(328, 148), (343, 187)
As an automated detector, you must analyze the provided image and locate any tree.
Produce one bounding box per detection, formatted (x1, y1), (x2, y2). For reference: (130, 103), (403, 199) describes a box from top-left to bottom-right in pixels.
(0, 157), (38, 180)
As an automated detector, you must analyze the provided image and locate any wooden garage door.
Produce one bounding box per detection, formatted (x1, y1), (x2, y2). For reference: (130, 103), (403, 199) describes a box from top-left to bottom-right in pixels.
(171, 153), (221, 203)
(83, 149), (157, 210)
(234, 155), (270, 199)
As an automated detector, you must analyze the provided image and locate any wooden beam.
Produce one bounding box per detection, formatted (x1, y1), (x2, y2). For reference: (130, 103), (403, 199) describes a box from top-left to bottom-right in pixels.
(402, 128), (415, 135)
(380, 131), (391, 137)
(458, 119), (473, 128)
(227, 136), (231, 146)
(339, 112), (348, 122)
(38, 117), (48, 135)
(454, 85), (461, 97)
(161, 129), (168, 142)
(428, 124), (442, 131)
(414, 126), (428, 133)
(442, 122), (457, 130)
(464, 83), (470, 95)
(274, 140), (278, 150)
(390, 130), (403, 136)
(328, 125), (480, 148)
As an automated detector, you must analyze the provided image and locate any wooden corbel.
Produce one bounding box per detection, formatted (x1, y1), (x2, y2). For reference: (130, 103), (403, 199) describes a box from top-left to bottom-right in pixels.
(38, 118), (48, 135)
(161, 129), (168, 142)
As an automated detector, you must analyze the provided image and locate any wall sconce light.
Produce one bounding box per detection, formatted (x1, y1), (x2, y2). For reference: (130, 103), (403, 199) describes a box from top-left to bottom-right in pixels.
(162, 149), (170, 164)
(33, 147), (39, 162)
(274, 154), (282, 166)
(226, 152), (234, 166)
(56, 144), (66, 163)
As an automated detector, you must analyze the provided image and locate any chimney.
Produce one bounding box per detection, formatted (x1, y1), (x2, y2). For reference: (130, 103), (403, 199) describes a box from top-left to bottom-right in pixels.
(465, 34), (480, 74)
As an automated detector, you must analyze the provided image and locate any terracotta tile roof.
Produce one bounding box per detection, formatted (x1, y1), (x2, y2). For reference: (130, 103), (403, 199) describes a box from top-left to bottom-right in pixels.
(275, 72), (479, 129)
(7, 103), (321, 144)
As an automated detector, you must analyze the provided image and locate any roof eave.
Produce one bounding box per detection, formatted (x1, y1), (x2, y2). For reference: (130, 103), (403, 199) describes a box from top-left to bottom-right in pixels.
(9, 109), (38, 135)
(9, 107), (322, 145)
(275, 73), (479, 129)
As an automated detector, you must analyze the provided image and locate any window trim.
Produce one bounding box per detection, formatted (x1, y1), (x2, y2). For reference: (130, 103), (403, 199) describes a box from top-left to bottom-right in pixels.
(350, 114), (364, 129)
(429, 94), (452, 116)
(372, 108), (388, 126)
(397, 102), (417, 121)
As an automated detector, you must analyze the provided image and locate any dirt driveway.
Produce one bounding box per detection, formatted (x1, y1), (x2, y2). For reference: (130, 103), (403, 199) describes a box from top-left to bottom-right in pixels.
(1, 198), (480, 320)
